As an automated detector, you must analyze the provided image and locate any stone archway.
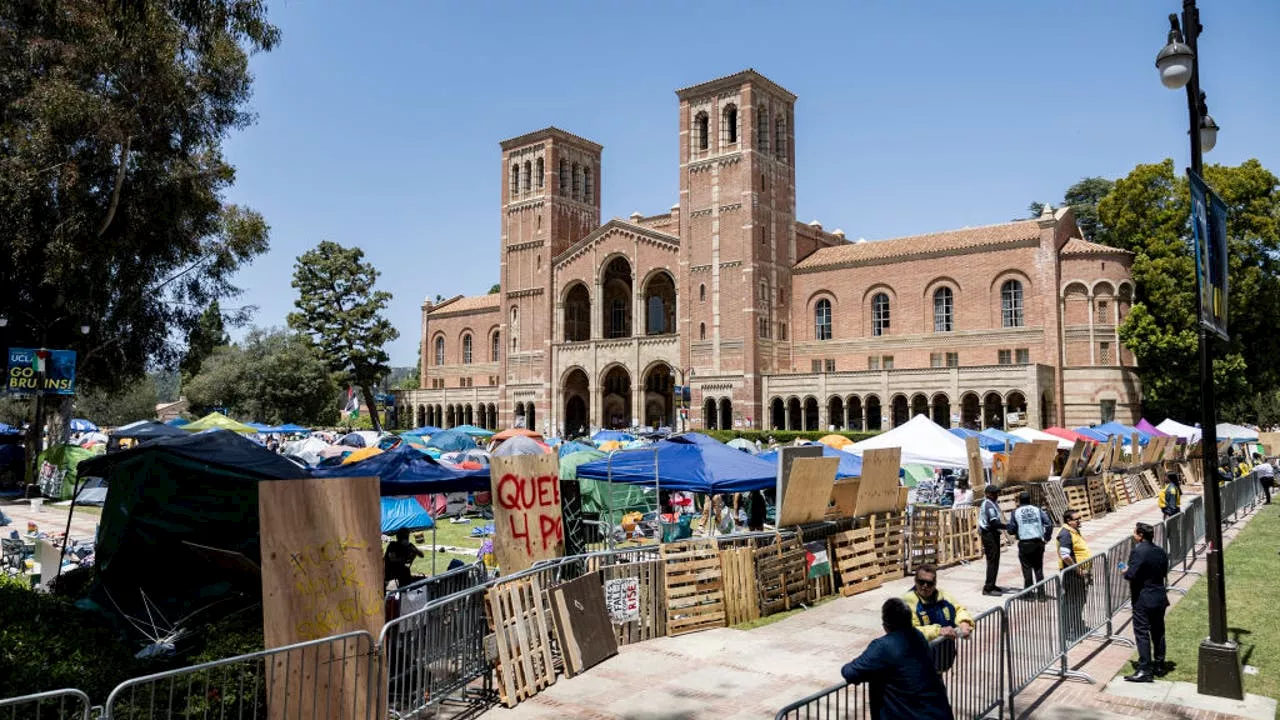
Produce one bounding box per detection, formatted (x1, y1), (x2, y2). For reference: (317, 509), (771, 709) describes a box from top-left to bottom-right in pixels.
(847, 396), (863, 431)
(931, 393), (951, 428)
(910, 394), (928, 420)
(601, 365), (632, 429)
(644, 271), (677, 336)
(704, 398), (719, 430)
(770, 398), (785, 431)
(983, 392), (1005, 430)
(563, 368), (590, 437)
(865, 395), (882, 431)
(961, 393), (980, 429)
(891, 395), (909, 427)
(643, 363), (674, 429)
(828, 396), (845, 430)
(803, 397), (819, 431)
(602, 257), (633, 339)
(1006, 391), (1027, 428)
(787, 397), (801, 430)
(719, 398), (733, 430)
(564, 283), (591, 342)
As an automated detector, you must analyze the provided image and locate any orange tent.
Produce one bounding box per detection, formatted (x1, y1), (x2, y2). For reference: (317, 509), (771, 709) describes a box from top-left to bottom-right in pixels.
(491, 427), (544, 442)
(341, 446), (383, 464)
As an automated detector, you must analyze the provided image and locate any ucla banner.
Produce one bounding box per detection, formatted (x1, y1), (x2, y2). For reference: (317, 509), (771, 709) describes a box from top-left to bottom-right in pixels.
(6, 348), (77, 395)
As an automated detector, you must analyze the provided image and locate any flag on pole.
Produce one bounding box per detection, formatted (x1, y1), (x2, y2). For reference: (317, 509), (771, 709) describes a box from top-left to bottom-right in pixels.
(31, 350), (49, 373)
(343, 387), (359, 417)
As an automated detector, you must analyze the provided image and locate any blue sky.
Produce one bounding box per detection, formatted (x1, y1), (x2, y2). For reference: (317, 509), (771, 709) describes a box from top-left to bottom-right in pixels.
(222, 0), (1279, 366)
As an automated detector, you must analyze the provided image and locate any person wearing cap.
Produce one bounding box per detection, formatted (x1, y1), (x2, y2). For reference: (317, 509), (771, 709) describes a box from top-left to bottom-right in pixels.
(977, 484), (1006, 596)
(1157, 471), (1181, 517)
(1252, 452), (1274, 504)
(1007, 491), (1053, 596)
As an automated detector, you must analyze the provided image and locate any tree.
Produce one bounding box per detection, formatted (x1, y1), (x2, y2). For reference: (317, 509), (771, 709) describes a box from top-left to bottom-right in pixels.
(180, 302), (229, 383)
(488, 284), (501, 294)
(184, 329), (339, 425)
(76, 380), (160, 427)
(1029, 177), (1115, 243)
(1098, 159), (1280, 422)
(288, 242), (399, 431)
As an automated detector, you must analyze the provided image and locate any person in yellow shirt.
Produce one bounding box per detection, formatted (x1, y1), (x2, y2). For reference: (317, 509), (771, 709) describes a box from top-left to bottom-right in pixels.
(1057, 510), (1092, 643)
(902, 564), (974, 641)
(1157, 471), (1181, 517)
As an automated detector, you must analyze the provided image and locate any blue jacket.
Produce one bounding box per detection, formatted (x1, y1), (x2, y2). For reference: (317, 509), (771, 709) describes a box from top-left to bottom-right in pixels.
(841, 629), (954, 720)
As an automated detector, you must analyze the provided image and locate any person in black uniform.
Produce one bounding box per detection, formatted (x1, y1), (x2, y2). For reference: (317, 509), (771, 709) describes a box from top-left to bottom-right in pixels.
(1121, 521), (1170, 682)
(840, 598), (954, 720)
(978, 485), (1006, 596)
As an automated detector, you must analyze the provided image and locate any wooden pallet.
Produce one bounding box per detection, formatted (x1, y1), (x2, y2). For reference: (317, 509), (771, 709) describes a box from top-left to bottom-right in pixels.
(718, 546), (759, 626)
(661, 539), (726, 637)
(799, 534), (837, 601)
(832, 524), (882, 596)
(597, 559), (666, 645)
(1140, 469), (1161, 498)
(908, 506), (942, 571)
(1086, 476), (1109, 517)
(1042, 479), (1070, 526)
(755, 536), (810, 616)
(486, 576), (556, 707)
(1064, 485), (1093, 522)
(1108, 475), (1130, 508)
(938, 506), (981, 566)
(867, 511), (906, 579)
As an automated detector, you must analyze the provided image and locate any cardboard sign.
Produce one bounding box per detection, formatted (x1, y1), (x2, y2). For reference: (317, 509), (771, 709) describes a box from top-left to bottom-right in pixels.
(258, 475), (382, 720)
(965, 437), (984, 486)
(775, 445), (824, 525)
(830, 479), (861, 518)
(1004, 440), (1059, 484)
(490, 453), (564, 574)
(854, 448), (901, 516)
(1259, 432), (1280, 458)
(604, 576), (640, 623)
(777, 456), (839, 527)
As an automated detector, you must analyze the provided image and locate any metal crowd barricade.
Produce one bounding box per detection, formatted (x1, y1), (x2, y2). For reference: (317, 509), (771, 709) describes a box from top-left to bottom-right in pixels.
(376, 585), (490, 717)
(773, 681), (869, 720)
(1003, 573), (1070, 705)
(933, 606), (1005, 719)
(386, 559), (489, 602)
(0, 689), (92, 720)
(104, 632), (376, 720)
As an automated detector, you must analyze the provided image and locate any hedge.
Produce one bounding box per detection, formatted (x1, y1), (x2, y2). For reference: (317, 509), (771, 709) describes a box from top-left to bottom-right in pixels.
(703, 429), (879, 445)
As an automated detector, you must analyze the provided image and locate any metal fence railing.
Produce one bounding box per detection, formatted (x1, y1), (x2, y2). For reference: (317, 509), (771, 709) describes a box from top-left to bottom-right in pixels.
(386, 560), (489, 603)
(934, 606), (1005, 720)
(0, 689), (92, 720)
(773, 677), (870, 719)
(103, 632), (376, 720)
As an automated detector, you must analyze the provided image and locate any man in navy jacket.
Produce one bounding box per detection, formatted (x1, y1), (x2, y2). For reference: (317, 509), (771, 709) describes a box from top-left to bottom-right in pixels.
(841, 598), (954, 719)
(1121, 521), (1170, 682)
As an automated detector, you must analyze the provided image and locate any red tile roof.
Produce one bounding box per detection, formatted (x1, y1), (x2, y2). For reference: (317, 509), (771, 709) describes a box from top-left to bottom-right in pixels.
(429, 294), (500, 316)
(1059, 237), (1133, 256)
(794, 220), (1043, 271)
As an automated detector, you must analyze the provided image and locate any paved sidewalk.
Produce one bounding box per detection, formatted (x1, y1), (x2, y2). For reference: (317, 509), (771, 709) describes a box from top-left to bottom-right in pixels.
(485, 495), (1178, 719)
(1, 498), (100, 541)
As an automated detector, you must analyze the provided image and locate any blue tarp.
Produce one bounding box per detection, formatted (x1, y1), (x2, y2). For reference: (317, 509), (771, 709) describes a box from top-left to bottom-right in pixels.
(558, 440), (595, 458)
(979, 428), (1026, 449)
(1092, 421), (1151, 445)
(758, 444), (862, 478)
(404, 426), (442, 436)
(381, 496), (436, 533)
(164, 418), (190, 427)
(246, 422), (274, 431)
(1073, 427), (1110, 443)
(592, 430), (636, 443)
(70, 418), (97, 432)
(949, 428), (1004, 452)
(425, 428), (478, 452)
(576, 433), (777, 493)
(272, 423), (310, 434)
(111, 421), (188, 441)
(452, 424), (495, 437)
(311, 446), (488, 494)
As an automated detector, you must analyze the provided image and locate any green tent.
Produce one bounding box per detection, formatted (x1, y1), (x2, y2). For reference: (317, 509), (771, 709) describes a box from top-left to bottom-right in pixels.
(35, 443), (102, 499)
(902, 464), (934, 489)
(182, 411), (257, 434)
(561, 449), (655, 515)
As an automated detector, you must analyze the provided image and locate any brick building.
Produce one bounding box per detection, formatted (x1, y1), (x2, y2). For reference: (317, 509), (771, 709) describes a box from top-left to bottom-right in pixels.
(397, 70), (1141, 436)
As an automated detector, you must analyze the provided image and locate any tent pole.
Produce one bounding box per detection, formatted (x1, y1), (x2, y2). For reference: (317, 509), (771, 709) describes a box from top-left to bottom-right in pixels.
(652, 446), (660, 543)
(606, 451), (615, 551)
(55, 474), (81, 582)
(431, 522), (437, 575)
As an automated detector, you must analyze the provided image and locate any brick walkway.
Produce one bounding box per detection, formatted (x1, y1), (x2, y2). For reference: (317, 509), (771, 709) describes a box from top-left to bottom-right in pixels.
(484, 494), (1201, 720)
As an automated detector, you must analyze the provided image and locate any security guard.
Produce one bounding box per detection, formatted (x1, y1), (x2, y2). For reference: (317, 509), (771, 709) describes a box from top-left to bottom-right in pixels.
(1057, 509), (1092, 642)
(1121, 522), (1170, 682)
(977, 485), (1006, 596)
(1007, 491), (1054, 595)
(1157, 471), (1181, 517)
(902, 564), (975, 641)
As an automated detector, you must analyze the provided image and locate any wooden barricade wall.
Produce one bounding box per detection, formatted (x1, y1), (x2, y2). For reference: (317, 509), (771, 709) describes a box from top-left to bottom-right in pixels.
(595, 560), (666, 645)
(718, 546), (759, 626)
(755, 536), (810, 616)
(1041, 479), (1070, 526)
(660, 540), (726, 637)
(1086, 476), (1109, 517)
(832, 524), (882, 596)
(938, 506), (981, 567)
(486, 576), (557, 707)
(866, 511), (906, 579)
(908, 506), (942, 571)
(1064, 484), (1092, 522)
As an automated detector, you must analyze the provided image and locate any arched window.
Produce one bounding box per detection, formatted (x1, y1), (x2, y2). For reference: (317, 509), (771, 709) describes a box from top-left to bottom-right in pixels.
(462, 334), (472, 364)
(699, 322), (706, 340)
(535, 157), (544, 189)
(814, 298), (832, 340)
(695, 111), (709, 151)
(1001, 280), (1024, 327)
(584, 166), (593, 203)
(756, 105), (769, 152)
(491, 331), (500, 362)
(434, 336), (445, 366)
(509, 164), (519, 198)
(509, 306), (519, 351)
(722, 104), (738, 145)
(774, 116), (787, 159)
(559, 158), (569, 196)
(699, 283), (706, 301)
(933, 287), (953, 332)
(522, 161), (531, 193)
(872, 293), (890, 336)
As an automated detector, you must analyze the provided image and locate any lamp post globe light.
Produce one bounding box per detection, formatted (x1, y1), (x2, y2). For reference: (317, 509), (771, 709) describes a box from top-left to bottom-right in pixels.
(1155, 0), (1241, 701)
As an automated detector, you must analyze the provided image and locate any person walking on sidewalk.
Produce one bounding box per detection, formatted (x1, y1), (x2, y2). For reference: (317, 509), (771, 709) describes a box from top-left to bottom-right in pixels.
(1057, 509), (1091, 642)
(978, 485), (1006, 596)
(841, 598), (955, 720)
(1007, 491), (1053, 597)
(1121, 521), (1170, 682)
(1158, 471), (1182, 517)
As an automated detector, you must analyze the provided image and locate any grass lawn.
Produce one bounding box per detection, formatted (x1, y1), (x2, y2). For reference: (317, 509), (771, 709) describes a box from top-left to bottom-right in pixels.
(416, 515), (488, 550)
(733, 595), (838, 630)
(1152, 503), (1279, 701)
(412, 551), (479, 576)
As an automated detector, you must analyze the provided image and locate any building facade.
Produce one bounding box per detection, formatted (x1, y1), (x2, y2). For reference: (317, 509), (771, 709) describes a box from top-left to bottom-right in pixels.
(398, 70), (1142, 436)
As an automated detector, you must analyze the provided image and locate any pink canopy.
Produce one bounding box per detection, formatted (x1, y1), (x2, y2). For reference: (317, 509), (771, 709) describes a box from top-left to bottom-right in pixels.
(1044, 426), (1098, 444)
(1135, 418), (1170, 437)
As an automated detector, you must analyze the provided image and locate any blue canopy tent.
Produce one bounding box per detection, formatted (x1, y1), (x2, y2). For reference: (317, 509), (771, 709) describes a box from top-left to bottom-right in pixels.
(592, 430), (636, 443)
(576, 433), (776, 493)
(758, 444), (862, 478)
(1073, 426), (1110, 443)
(425, 428), (478, 452)
(404, 425), (442, 436)
(950, 427), (1004, 452)
(979, 428), (1026, 450)
(558, 440), (596, 458)
(380, 496), (437, 533)
(311, 446), (488, 494)
(1088, 422), (1150, 445)
(452, 424), (495, 437)
(164, 418), (190, 427)
(273, 423), (310, 434)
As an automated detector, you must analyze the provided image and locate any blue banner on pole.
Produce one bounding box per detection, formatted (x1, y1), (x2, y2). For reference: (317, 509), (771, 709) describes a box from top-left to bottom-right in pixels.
(6, 348), (77, 395)
(1189, 171), (1229, 341)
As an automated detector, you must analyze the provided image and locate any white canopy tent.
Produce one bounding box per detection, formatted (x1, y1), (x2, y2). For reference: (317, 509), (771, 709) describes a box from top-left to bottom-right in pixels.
(1216, 422), (1259, 442)
(847, 414), (995, 470)
(1156, 418), (1201, 443)
(1010, 426), (1074, 450)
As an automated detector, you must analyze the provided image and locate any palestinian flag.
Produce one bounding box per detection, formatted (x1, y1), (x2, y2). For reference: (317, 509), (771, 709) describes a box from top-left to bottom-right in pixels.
(343, 387), (359, 417)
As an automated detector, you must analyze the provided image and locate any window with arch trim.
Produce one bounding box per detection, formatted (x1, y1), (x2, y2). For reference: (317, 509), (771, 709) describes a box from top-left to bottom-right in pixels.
(584, 166), (593, 203)
(509, 164), (519, 198)
(462, 334), (472, 364)
(699, 284), (706, 301)
(694, 111), (709, 151)
(559, 158), (569, 196)
(814, 298), (832, 340)
(522, 161), (531, 193)
(722, 104), (738, 145)
(434, 336), (445, 366)
(774, 116), (787, 160)
(1001, 280), (1024, 327)
(491, 331), (500, 362)
(933, 287), (953, 332)
(510, 307), (519, 351)
(872, 293), (890, 336)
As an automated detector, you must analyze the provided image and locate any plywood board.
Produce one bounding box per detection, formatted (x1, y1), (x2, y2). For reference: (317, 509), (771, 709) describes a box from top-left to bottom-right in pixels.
(1005, 441), (1059, 484)
(775, 445), (824, 526)
(1063, 440), (1087, 479)
(258, 475), (382, 720)
(597, 560), (665, 644)
(965, 437), (985, 487)
(491, 453), (564, 575)
(855, 448), (902, 516)
(549, 572), (618, 677)
(778, 456), (839, 527)
(830, 479), (861, 518)
(1260, 432), (1280, 457)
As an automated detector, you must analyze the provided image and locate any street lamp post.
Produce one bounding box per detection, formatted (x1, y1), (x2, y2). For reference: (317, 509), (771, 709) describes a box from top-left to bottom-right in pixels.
(1155, 0), (1242, 700)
